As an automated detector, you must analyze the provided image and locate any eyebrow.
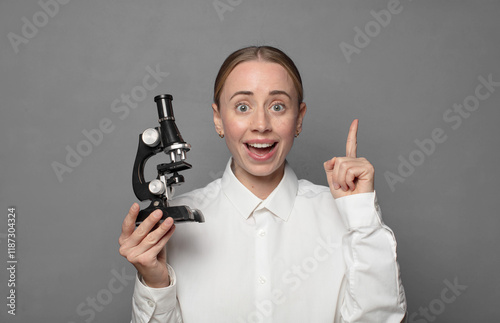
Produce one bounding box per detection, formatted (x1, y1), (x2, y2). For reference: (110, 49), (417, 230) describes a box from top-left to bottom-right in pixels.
(230, 91), (253, 100)
(229, 90), (292, 101)
(269, 90), (292, 99)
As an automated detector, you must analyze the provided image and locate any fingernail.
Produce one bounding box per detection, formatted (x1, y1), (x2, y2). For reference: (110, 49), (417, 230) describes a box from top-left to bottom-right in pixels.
(334, 183), (341, 190)
(154, 210), (162, 219)
(162, 217), (173, 226)
(132, 203), (138, 211)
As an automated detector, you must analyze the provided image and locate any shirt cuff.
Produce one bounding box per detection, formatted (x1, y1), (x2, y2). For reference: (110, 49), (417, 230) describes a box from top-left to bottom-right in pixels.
(334, 191), (383, 229)
(132, 264), (178, 315)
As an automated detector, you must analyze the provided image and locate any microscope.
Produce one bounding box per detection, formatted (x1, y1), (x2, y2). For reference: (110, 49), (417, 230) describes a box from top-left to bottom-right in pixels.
(132, 94), (204, 225)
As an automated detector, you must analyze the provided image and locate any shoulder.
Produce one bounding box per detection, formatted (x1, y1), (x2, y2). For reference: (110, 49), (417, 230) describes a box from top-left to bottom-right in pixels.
(293, 178), (344, 229)
(295, 179), (337, 211)
(297, 179), (332, 198)
(170, 178), (222, 209)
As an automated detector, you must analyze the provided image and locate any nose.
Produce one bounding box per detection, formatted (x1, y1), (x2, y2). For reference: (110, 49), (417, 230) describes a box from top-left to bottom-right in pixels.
(251, 107), (271, 133)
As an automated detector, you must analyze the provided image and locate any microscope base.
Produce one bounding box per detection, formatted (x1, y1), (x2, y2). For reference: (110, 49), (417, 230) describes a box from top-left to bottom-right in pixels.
(135, 201), (205, 225)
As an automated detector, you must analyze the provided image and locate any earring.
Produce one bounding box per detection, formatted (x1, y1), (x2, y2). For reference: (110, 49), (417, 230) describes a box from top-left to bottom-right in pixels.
(295, 131), (300, 138)
(219, 132), (224, 138)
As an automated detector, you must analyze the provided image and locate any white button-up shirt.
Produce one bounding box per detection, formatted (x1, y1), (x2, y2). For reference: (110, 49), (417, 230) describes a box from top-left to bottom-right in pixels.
(131, 159), (407, 323)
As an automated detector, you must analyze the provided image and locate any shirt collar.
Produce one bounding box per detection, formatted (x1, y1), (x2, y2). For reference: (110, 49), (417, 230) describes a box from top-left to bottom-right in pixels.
(221, 158), (298, 222)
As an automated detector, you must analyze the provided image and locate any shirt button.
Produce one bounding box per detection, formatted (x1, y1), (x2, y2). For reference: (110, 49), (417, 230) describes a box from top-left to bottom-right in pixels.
(147, 300), (154, 307)
(259, 230), (266, 237)
(259, 276), (266, 284)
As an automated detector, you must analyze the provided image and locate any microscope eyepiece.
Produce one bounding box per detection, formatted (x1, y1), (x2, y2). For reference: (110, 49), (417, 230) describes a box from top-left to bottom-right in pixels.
(153, 94), (190, 160)
(154, 94), (174, 121)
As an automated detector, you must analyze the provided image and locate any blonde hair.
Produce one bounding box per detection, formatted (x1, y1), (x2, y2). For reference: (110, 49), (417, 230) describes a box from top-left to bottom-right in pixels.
(213, 46), (303, 108)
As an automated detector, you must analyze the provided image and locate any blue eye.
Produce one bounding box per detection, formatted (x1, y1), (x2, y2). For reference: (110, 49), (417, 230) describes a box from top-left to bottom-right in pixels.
(236, 104), (249, 112)
(272, 104), (285, 112)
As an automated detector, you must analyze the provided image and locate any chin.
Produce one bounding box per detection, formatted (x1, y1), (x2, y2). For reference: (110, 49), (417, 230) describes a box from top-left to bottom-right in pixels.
(243, 161), (285, 178)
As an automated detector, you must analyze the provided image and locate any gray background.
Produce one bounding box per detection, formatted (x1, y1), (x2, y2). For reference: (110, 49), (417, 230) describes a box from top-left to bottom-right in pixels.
(1, 0), (499, 322)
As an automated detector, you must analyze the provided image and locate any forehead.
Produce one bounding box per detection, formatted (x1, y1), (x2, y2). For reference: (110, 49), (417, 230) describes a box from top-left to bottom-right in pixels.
(222, 61), (296, 98)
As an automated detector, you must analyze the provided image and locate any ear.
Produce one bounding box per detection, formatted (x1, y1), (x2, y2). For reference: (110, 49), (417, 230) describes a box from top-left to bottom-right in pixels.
(212, 103), (224, 136)
(296, 102), (307, 134)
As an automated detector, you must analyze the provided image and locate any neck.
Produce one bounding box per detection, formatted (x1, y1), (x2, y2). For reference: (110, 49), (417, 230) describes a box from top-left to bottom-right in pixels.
(231, 160), (285, 200)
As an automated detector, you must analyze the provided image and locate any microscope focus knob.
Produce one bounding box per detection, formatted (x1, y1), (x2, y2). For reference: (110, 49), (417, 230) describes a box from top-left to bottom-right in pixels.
(148, 179), (166, 195)
(142, 128), (160, 147)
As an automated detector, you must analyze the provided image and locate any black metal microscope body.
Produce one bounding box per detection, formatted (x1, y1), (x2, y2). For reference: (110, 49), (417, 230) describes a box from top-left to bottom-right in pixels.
(132, 94), (204, 225)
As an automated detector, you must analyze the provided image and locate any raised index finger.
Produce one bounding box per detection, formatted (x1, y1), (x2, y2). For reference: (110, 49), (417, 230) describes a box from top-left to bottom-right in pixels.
(346, 119), (358, 158)
(121, 203), (140, 240)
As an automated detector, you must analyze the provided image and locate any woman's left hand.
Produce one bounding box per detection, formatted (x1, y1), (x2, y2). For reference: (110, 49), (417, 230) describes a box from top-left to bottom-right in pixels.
(324, 119), (375, 199)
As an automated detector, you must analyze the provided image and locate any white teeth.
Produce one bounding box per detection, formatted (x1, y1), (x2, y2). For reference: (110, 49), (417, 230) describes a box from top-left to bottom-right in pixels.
(248, 143), (273, 148)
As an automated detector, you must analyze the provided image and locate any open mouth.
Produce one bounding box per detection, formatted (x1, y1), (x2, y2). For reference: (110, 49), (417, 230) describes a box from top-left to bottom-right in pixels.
(245, 142), (277, 157)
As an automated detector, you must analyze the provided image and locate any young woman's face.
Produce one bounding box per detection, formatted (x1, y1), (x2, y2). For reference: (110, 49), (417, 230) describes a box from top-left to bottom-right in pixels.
(213, 60), (306, 182)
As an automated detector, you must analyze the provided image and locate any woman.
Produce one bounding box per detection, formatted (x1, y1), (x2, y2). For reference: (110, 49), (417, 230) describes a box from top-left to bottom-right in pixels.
(119, 46), (407, 322)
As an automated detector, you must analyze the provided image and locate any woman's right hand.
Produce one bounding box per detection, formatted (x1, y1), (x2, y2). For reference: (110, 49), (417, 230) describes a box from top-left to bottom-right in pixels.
(119, 203), (176, 288)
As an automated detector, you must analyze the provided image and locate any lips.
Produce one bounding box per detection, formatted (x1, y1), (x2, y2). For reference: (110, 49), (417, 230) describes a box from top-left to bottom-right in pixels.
(245, 141), (277, 160)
